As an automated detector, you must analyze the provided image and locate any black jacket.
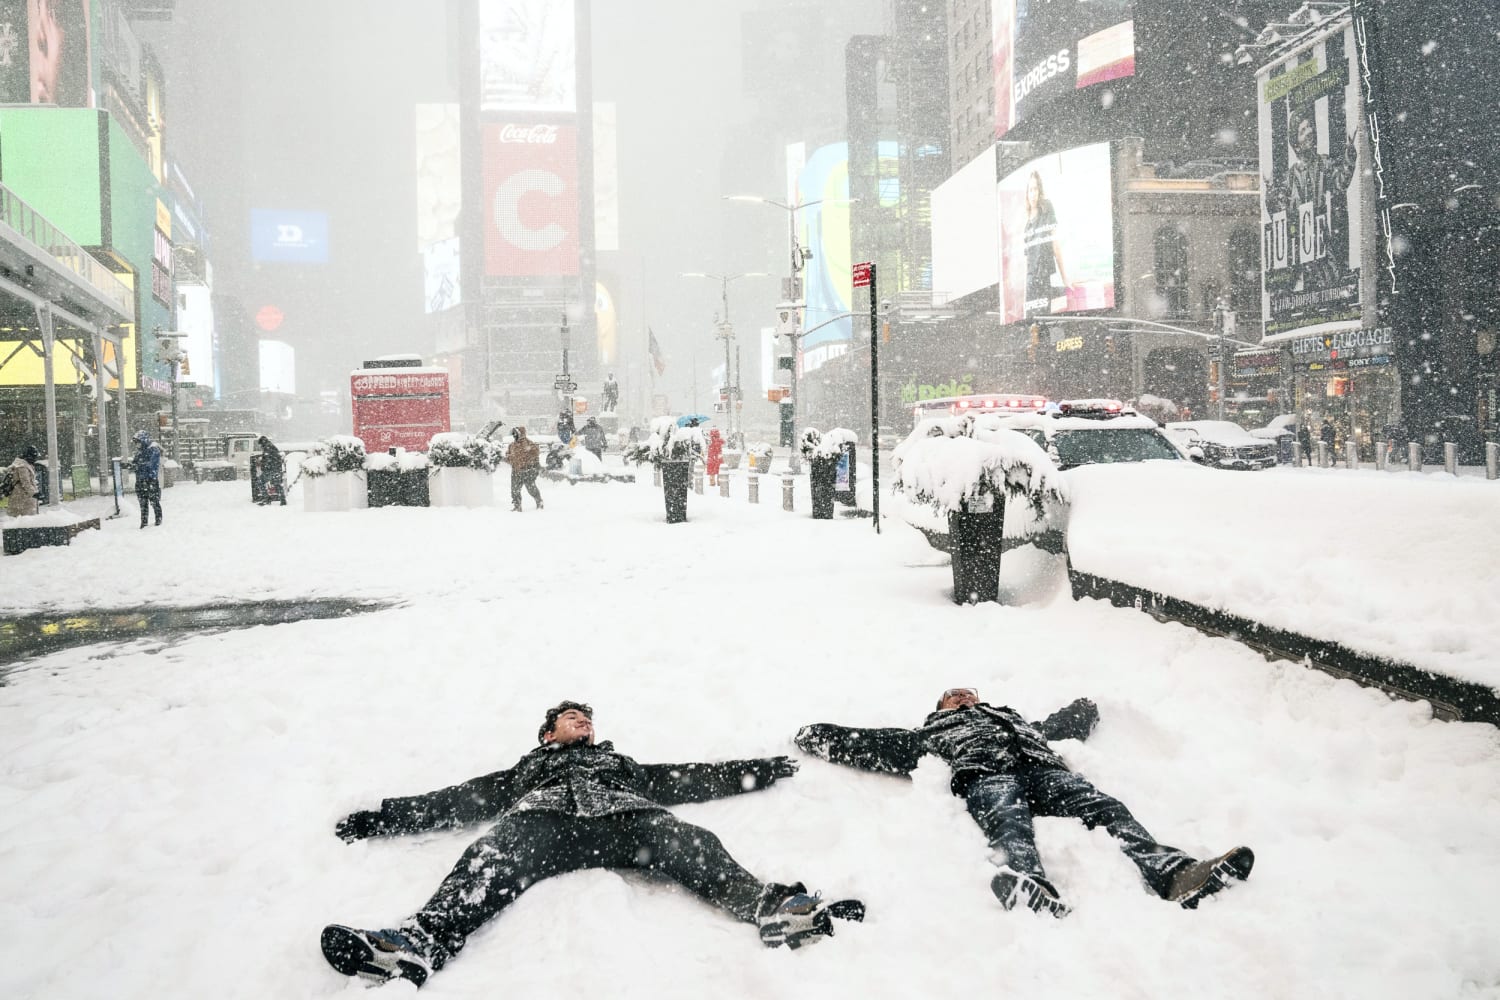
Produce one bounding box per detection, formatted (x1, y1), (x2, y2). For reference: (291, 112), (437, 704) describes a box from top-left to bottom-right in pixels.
(362, 740), (790, 836)
(795, 699), (1098, 795)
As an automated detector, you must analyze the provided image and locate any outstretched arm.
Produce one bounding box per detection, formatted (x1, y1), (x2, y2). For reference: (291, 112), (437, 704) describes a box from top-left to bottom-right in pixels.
(639, 757), (799, 805)
(1033, 698), (1099, 743)
(335, 768), (517, 842)
(795, 723), (924, 777)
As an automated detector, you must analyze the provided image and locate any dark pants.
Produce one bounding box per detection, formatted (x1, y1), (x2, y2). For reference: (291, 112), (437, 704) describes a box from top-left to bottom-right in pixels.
(411, 810), (766, 966)
(137, 478), (162, 526)
(510, 467), (542, 508)
(963, 768), (1190, 897)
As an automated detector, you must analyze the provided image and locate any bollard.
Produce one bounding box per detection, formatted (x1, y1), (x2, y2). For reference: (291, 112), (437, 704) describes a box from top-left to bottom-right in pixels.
(1409, 441), (1422, 472)
(1375, 442), (1388, 471)
(1444, 441), (1458, 476)
(1317, 442), (1329, 468)
(748, 473), (760, 504)
(1346, 441), (1359, 470)
(719, 472), (731, 498)
(1487, 442), (1498, 480)
(653, 466), (662, 487)
(693, 467), (705, 494)
(782, 476), (795, 512)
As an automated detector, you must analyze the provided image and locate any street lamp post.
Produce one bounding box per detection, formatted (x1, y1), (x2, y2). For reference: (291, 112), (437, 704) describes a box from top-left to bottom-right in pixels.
(153, 326), (184, 461)
(680, 271), (768, 438)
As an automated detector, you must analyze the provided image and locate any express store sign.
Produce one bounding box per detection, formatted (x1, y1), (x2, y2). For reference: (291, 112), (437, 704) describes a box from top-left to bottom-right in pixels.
(482, 122), (580, 277)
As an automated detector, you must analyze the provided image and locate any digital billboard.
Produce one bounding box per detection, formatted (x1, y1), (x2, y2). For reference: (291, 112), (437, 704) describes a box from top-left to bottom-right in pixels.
(422, 237), (461, 314)
(259, 340), (296, 395)
(790, 142), (853, 374)
(482, 121), (580, 277)
(993, 0), (1134, 140)
(931, 145), (999, 304)
(1257, 22), (1365, 339)
(479, 0), (577, 114)
(251, 209), (329, 264)
(0, 0), (93, 106)
(176, 283), (216, 391)
(997, 142), (1116, 324)
(415, 103), (461, 250)
(593, 102), (620, 253)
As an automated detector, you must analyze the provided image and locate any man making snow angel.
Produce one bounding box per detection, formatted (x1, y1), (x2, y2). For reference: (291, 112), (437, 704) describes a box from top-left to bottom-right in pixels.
(323, 701), (864, 987)
(795, 687), (1253, 918)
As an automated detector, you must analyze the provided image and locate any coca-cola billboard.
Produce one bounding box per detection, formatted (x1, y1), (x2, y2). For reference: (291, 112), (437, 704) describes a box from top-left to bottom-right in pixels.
(483, 121), (580, 277)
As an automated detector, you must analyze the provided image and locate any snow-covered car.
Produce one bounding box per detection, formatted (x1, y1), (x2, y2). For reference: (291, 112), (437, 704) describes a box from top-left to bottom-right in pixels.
(1163, 420), (1278, 471)
(991, 400), (1187, 471)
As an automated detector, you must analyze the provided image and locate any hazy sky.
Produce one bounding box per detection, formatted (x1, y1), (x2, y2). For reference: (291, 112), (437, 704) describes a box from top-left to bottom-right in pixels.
(147, 0), (871, 422)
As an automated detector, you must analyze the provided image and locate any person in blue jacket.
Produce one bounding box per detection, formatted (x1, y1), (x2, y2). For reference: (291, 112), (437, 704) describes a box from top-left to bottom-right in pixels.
(131, 430), (163, 528)
(795, 686), (1253, 918)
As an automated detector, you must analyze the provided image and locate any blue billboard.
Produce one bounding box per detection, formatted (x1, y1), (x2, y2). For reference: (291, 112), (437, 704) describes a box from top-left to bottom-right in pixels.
(251, 209), (329, 263)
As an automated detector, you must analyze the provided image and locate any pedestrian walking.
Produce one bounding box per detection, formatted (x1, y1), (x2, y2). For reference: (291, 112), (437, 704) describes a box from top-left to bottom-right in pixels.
(795, 686), (1253, 918)
(706, 428), (725, 486)
(322, 701), (862, 987)
(1297, 425), (1314, 466)
(505, 427), (543, 512)
(132, 430), (163, 528)
(256, 435), (287, 506)
(556, 411), (575, 445)
(577, 416), (606, 460)
(3, 445), (41, 517)
(1320, 419), (1337, 466)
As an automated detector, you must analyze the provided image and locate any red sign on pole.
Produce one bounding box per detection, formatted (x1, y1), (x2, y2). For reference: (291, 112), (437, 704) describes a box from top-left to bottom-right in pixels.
(852, 261), (874, 288)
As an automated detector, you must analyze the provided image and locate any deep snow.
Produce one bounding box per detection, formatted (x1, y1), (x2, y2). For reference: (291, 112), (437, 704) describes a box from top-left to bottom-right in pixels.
(1, 469), (1498, 1000)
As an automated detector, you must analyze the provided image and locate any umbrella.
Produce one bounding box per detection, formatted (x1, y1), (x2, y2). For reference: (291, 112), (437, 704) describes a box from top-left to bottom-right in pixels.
(676, 414), (711, 428)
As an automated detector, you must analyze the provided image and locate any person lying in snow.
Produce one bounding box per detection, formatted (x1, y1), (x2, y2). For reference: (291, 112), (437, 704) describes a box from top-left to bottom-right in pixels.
(323, 701), (863, 987)
(794, 686), (1253, 918)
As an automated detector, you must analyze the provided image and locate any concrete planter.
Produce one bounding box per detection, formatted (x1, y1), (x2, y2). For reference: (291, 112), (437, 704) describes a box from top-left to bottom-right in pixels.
(302, 471), (368, 512)
(429, 466), (494, 507)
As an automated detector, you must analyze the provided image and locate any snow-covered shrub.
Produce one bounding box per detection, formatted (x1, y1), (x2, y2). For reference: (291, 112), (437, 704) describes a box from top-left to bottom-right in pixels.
(303, 435), (366, 477)
(800, 426), (858, 461)
(427, 432), (501, 473)
(891, 414), (1070, 540)
(630, 416), (705, 465)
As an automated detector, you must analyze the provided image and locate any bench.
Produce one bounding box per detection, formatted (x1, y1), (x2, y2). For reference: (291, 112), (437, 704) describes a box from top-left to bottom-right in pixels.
(3, 518), (102, 556)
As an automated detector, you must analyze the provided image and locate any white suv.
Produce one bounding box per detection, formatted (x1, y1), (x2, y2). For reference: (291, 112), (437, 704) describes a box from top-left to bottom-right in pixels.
(991, 400), (1186, 471)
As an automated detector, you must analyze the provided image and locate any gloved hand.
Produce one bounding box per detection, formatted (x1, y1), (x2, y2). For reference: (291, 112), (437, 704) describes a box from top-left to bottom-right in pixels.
(794, 724), (833, 756)
(767, 755), (800, 779)
(335, 809), (383, 843)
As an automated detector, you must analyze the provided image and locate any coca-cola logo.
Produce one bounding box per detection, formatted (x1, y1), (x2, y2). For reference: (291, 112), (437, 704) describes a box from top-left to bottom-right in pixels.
(499, 124), (559, 144)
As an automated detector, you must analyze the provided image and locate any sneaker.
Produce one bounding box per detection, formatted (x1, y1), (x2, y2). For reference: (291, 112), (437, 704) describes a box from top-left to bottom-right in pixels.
(991, 867), (1070, 918)
(320, 924), (433, 987)
(1166, 846), (1255, 909)
(756, 882), (865, 949)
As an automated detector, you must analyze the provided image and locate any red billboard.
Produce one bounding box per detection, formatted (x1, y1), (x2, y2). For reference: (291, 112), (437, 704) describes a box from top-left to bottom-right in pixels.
(482, 121), (580, 277)
(350, 368), (451, 452)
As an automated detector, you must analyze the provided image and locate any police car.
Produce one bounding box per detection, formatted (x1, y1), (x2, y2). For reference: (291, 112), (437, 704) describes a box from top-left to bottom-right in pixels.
(989, 399), (1186, 471)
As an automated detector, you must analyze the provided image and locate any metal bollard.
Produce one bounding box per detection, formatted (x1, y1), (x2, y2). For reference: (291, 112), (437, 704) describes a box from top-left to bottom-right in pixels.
(653, 466), (662, 488)
(1317, 442), (1329, 468)
(719, 472), (731, 498)
(1487, 442), (1498, 480)
(1444, 442), (1458, 476)
(1346, 441), (1359, 470)
(693, 467), (705, 494)
(782, 476), (795, 512)
(748, 473), (760, 504)
(1409, 441), (1422, 472)
(1375, 442), (1388, 471)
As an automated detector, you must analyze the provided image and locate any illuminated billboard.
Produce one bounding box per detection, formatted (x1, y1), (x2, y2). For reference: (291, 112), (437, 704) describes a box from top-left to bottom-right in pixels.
(259, 340), (296, 394)
(479, 0), (577, 114)
(931, 145), (999, 304)
(0, 0), (93, 107)
(997, 142), (1116, 324)
(593, 102), (620, 253)
(482, 121), (580, 277)
(176, 283), (216, 391)
(415, 103), (461, 250)
(251, 209), (329, 264)
(1257, 22), (1365, 339)
(993, 0), (1134, 139)
(790, 142), (853, 373)
(423, 237), (461, 314)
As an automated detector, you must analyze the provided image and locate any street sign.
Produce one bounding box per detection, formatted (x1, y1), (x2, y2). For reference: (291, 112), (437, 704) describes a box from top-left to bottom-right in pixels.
(852, 261), (874, 288)
(554, 379), (578, 392)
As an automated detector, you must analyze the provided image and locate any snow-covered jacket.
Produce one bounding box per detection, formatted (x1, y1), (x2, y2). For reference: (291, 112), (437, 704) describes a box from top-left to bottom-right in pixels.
(506, 435), (540, 471)
(361, 739), (791, 835)
(579, 421), (607, 452)
(795, 699), (1098, 795)
(132, 440), (162, 481)
(4, 457), (38, 517)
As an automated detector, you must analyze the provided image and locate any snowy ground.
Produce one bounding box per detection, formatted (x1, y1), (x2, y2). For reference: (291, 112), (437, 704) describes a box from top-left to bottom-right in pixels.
(2, 468), (1498, 1000)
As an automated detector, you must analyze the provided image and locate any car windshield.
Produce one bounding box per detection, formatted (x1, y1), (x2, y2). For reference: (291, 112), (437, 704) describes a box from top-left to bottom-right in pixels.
(1052, 428), (1183, 469)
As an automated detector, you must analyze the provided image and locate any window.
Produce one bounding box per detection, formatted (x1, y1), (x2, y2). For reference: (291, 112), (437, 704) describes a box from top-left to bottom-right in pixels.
(1227, 225), (1260, 316)
(1154, 225), (1191, 318)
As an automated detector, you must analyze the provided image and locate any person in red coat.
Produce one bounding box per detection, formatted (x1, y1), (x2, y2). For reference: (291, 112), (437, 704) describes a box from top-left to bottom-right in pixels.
(705, 428), (725, 485)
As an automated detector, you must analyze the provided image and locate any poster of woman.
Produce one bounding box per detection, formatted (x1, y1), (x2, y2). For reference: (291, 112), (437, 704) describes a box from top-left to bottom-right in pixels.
(28, 0), (92, 107)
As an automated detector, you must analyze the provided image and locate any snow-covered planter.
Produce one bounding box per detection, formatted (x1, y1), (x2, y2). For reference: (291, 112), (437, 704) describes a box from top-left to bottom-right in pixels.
(800, 427), (858, 461)
(363, 449), (430, 507)
(891, 414), (1070, 548)
(426, 432), (499, 507)
(630, 416), (705, 466)
(301, 435), (368, 512)
(745, 441), (774, 474)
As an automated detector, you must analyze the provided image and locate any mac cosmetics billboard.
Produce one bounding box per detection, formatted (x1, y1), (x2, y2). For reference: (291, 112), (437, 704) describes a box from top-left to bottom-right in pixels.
(993, 0), (1134, 140)
(1257, 21), (1366, 339)
(996, 142), (1116, 324)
